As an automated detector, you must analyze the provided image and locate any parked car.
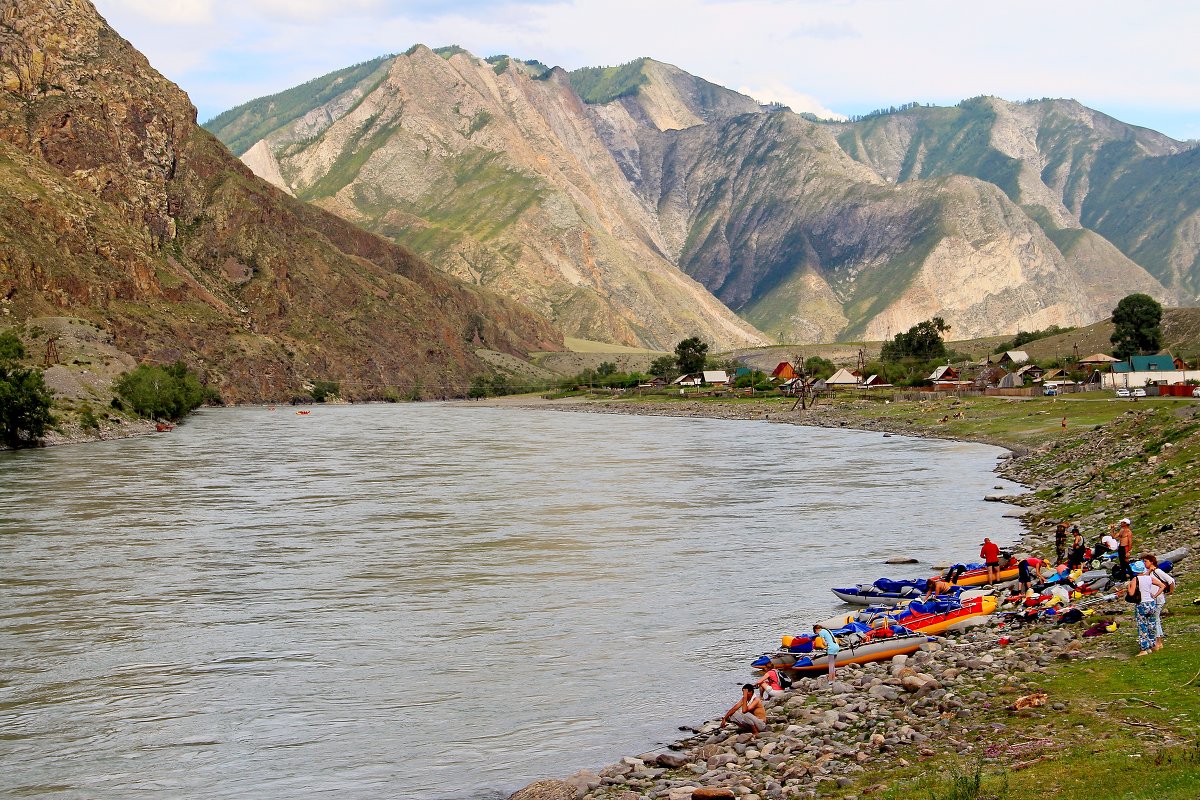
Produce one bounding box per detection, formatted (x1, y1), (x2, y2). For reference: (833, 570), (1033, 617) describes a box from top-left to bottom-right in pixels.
(1193, 386), (1200, 398)
(1116, 388), (1131, 398)
(1133, 388), (1148, 398)
(1043, 386), (1059, 396)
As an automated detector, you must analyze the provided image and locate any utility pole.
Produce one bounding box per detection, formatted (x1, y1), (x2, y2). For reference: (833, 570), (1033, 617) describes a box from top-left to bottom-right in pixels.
(43, 335), (59, 367)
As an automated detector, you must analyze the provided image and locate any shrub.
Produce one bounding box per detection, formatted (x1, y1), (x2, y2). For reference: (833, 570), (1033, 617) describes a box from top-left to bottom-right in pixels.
(115, 361), (211, 420)
(0, 363), (54, 447)
(310, 380), (340, 402)
(0, 331), (25, 362)
(79, 403), (100, 431)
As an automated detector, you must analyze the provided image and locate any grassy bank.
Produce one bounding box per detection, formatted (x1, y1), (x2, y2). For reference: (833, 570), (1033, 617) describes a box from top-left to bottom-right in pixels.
(527, 390), (1200, 799)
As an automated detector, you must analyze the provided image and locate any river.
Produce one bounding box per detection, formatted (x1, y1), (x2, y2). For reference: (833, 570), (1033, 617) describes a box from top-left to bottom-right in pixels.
(0, 404), (1025, 799)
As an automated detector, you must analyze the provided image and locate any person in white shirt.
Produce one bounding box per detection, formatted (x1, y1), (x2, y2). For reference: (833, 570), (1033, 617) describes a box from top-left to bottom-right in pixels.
(1142, 553), (1175, 650)
(1126, 561), (1166, 656)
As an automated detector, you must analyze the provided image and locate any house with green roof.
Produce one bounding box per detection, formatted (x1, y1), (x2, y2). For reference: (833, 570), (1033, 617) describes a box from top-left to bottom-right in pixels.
(1103, 353), (1200, 390)
(1111, 355), (1177, 374)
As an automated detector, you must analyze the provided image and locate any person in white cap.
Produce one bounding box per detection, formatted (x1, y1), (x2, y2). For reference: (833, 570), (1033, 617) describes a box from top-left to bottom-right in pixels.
(1110, 518), (1134, 578)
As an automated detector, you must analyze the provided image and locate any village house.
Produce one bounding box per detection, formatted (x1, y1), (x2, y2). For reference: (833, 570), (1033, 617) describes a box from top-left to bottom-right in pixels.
(825, 368), (861, 389)
(701, 370), (730, 386)
(1103, 354), (1200, 389)
(997, 350), (1030, 367)
(1014, 364), (1044, 382)
(770, 361), (798, 381)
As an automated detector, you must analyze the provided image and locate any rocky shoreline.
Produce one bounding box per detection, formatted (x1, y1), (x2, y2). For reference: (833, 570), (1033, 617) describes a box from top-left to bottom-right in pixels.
(508, 396), (1199, 800)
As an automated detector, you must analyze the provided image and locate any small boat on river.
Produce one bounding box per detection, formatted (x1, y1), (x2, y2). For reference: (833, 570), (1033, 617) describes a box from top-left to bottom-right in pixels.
(296, 410), (311, 415)
(831, 577), (934, 606)
(820, 594), (997, 636)
(155, 422), (173, 432)
(752, 628), (931, 674)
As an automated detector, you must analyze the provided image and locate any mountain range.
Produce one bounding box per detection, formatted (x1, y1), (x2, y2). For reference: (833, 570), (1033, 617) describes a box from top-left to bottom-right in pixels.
(206, 48), (1198, 348)
(0, 2), (560, 404)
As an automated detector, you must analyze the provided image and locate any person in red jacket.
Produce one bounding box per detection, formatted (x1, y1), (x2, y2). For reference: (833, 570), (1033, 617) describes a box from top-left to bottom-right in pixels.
(981, 537), (1001, 584)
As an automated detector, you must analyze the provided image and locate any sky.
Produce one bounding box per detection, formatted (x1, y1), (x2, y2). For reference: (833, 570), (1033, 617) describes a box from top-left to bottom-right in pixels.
(93, 0), (1200, 140)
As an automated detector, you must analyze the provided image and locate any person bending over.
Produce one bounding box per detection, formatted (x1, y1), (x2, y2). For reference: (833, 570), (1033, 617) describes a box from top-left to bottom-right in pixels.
(923, 577), (955, 601)
(812, 623), (842, 679)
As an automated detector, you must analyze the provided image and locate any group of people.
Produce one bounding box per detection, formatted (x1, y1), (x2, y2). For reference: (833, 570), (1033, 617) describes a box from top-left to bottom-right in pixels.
(1040, 518), (1177, 656)
(721, 517), (1179, 736)
(1127, 551), (1175, 656)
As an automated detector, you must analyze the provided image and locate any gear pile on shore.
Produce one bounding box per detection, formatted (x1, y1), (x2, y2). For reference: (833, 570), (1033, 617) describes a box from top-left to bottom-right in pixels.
(513, 613), (1135, 800)
(509, 396), (1199, 800)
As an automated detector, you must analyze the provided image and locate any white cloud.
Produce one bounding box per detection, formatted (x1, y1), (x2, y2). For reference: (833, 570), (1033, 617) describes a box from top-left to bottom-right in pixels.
(738, 82), (846, 120)
(106, 0), (214, 24)
(91, 0), (1200, 139)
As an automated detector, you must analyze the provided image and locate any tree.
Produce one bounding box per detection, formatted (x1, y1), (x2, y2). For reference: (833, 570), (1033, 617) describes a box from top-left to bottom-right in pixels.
(596, 361), (617, 377)
(803, 356), (836, 381)
(0, 331), (25, 362)
(1110, 293), (1163, 359)
(0, 362), (53, 447)
(310, 380), (340, 402)
(647, 355), (678, 379)
(674, 337), (708, 375)
(881, 318), (950, 361)
(115, 361), (210, 420)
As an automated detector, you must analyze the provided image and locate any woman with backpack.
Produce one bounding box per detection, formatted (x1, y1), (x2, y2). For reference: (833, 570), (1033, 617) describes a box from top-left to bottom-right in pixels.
(1142, 553), (1175, 651)
(1125, 561), (1166, 656)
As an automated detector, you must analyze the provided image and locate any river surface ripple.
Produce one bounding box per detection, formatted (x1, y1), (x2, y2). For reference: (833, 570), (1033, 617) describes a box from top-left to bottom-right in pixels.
(0, 404), (1026, 799)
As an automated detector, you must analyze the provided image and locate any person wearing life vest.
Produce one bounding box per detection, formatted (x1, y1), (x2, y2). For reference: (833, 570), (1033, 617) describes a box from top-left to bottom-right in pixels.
(981, 537), (1001, 584)
(812, 623), (841, 679)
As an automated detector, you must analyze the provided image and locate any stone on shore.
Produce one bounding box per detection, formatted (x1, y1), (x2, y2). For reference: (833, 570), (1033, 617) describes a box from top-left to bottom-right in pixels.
(510, 779), (576, 800)
(692, 789), (737, 799)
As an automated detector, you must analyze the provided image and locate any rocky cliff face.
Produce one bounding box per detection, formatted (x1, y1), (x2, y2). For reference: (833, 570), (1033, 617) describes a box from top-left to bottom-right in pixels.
(208, 50), (768, 350)
(0, 1), (560, 402)
(211, 49), (1197, 345)
(835, 97), (1200, 301)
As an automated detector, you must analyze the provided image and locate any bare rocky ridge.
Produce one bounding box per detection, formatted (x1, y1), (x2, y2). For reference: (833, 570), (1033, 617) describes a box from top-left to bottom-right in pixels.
(0, 1), (561, 402)
(217, 48), (768, 350)
(211, 50), (1197, 346)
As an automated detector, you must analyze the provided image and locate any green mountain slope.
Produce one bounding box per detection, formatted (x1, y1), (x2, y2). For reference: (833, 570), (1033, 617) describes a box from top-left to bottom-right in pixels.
(834, 97), (1199, 303)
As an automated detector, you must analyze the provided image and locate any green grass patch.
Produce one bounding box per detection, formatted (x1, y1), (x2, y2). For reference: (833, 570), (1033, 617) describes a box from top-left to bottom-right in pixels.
(204, 56), (393, 156)
(568, 58), (650, 104)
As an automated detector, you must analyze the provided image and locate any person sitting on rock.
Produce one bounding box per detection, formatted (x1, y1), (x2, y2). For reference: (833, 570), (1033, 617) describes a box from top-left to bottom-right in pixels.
(754, 667), (788, 699)
(721, 684), (766, 736)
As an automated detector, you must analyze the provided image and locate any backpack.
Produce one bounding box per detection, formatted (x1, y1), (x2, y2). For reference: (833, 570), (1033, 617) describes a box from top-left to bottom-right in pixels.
(777, 671), (793, 690)
(1125, 581), (1141, 604)
(1156, 569), (1175, 594)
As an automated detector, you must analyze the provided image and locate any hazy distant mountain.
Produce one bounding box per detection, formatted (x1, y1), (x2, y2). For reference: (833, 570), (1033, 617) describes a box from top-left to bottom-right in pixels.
(0, 5), (559, 402)
(208, 48), (1195, 345)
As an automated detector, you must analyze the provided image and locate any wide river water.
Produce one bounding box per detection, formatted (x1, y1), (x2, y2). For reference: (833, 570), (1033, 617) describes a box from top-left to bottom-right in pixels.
(0, 404), (1025, 799)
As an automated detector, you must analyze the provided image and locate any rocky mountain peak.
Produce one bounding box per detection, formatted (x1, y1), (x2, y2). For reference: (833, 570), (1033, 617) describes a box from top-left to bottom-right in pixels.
(1, 0), (561, 402)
